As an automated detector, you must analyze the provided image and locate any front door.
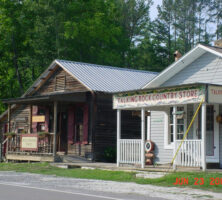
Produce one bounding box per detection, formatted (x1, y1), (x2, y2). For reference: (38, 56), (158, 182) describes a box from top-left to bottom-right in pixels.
(206, 104), (219, 163)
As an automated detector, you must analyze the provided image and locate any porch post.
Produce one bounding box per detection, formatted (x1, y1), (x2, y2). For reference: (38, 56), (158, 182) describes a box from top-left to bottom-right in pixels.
(201, 103), (206, 171)
(8, 104), (11, 133)
(29, 105), (32, 133)
(147, 111), (151, 140)
(141, 108), (145, 168)
(117, 109), (121, 167)
(53, 101), (58, 160)
(173, 106), (177, 170)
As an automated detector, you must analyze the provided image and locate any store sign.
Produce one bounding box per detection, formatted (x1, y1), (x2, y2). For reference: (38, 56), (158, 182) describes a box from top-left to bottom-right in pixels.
(32, 115), (45, 123)
(208, 85), (222, 104)
(113, 87), (205, 109)
(21, 134), (38, 151)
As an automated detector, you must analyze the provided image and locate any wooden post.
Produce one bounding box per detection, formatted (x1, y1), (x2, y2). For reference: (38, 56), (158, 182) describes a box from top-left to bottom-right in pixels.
(141, 108), (145, 169)
(53, 101), (58, 160)
(117, 109), (121, 167)
(173, 106), (177, 170)
(201, 103), (206, 171)
(8, 104), (11, 133)
(29, 105), (32, 134)
(147, 111), (151, 140)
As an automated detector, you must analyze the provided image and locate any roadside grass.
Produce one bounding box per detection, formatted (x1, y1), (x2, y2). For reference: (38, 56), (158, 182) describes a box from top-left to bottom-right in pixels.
(0, 162), (222, 193)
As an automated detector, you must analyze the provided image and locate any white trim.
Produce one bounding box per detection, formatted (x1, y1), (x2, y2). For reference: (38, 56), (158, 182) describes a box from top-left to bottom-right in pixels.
(117, 109), (121, 167)
(201, 103), (206, 171)
(141, 108), (145, 168)
(164, 111), (174, 149)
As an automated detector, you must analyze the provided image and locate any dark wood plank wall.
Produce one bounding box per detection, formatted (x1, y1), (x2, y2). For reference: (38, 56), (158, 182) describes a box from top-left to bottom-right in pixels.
(9, 105), (30, 133)
(93, 94), (141, 161)
(34, 67), (89, 96)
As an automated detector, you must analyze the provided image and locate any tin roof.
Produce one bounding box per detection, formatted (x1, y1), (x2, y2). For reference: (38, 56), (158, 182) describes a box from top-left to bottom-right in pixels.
(54, 60), (158, 93)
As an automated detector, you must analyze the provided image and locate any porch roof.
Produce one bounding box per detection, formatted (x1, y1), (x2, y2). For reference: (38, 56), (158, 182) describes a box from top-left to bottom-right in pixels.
(2, 91), (86, 104)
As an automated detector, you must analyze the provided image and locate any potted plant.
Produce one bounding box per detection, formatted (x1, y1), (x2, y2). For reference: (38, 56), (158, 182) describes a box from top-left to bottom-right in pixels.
(5, 132), (16, 139)
(38, 132), (50, 139)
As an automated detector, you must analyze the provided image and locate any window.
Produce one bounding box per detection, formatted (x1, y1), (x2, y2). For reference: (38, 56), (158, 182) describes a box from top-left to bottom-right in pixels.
(55, 75), (66, 91)
(165, 106), (186, 149)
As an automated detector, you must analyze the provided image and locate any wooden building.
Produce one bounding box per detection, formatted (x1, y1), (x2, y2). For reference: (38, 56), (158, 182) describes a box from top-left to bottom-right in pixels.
(0, 60), (157, 162)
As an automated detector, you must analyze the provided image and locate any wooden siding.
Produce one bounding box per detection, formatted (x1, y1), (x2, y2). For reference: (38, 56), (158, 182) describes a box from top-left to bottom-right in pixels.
(34, 67), (89, 95)
(93, 94), (141, 161)
(219, 105), (222, 168)
(68, 143), (92, 159)
(9, 105), (30, 133)
(162, 52), (222, 87)
(151, 110), (173, 164)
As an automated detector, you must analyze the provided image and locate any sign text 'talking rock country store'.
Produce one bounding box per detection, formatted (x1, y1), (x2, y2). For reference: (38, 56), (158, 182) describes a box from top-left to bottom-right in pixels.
(113, 86), (205, 109)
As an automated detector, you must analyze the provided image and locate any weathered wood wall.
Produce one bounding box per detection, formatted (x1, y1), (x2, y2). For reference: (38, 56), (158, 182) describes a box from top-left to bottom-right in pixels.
(93, 94), (141, 161)
(34, 67), (89, 96)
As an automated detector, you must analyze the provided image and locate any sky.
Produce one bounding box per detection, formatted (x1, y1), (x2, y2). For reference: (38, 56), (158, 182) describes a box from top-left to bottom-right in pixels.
(150, 0), (162, 20)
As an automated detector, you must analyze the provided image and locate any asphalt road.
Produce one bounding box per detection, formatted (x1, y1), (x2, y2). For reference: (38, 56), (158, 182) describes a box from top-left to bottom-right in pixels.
(0, 183), (164, 200)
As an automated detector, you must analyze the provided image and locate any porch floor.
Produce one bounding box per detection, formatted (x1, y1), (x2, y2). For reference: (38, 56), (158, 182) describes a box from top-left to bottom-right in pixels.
(50, 162), (216, 172)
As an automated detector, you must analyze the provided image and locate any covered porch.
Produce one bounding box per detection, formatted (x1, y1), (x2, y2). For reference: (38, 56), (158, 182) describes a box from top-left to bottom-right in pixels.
(2, 92), (91, 162)
(114, 84), (222, 171)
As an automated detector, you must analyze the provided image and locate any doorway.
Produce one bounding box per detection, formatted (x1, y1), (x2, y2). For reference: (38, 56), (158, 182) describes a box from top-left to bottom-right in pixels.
(57, 111), (68, 153)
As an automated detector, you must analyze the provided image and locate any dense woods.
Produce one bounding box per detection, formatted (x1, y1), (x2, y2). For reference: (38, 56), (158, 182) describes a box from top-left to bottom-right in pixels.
(0, 0), (221, 113)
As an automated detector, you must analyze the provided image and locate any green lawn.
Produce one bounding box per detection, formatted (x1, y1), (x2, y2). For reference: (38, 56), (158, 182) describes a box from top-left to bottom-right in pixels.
(0, 162), (222, 193)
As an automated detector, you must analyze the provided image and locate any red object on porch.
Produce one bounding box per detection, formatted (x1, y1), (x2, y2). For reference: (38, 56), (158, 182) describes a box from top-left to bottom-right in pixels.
(83, 104), (89, 144)
(68, 107), (75, 144)
(32, 106), (38, 133)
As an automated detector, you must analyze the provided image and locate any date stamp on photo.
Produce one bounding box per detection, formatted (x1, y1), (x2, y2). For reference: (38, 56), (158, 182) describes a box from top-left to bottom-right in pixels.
(173, 177), (222, 185)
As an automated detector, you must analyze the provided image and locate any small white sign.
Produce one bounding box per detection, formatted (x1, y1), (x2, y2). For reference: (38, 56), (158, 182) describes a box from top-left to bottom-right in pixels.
(208, 85), (222, 104)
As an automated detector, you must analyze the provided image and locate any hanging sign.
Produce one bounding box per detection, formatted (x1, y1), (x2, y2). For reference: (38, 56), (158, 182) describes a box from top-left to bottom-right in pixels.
(32, 115), (45, 123)
(208, 85), (222, 104)
(21, 134), (38, 151)
(113, 86), (205, 109)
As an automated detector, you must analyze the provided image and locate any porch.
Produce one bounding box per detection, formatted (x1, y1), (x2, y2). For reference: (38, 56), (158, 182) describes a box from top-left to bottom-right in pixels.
(2, 92), (92, 162)
(114, 84), (222, 171)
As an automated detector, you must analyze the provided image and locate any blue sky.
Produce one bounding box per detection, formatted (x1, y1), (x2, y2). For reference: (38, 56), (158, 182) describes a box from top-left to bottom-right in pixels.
(150, 0), (162, 20)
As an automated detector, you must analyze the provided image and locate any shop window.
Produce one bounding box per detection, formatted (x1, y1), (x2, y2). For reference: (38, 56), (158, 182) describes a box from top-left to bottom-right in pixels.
(165, 106), (186, 149)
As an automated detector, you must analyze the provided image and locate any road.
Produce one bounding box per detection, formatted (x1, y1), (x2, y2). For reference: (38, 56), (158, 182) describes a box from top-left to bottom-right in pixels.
(0, 171), (220, 200)
(0, 182), (163, 200)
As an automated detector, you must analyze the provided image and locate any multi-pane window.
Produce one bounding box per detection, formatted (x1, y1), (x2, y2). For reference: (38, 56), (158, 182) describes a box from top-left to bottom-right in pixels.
(169, 106), (185, 143)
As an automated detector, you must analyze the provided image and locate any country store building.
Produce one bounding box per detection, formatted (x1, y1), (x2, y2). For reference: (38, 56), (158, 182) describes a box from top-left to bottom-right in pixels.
(1, 42), (222, 172)
(114, 43), (222, 171)
(0, 60), (157, 162)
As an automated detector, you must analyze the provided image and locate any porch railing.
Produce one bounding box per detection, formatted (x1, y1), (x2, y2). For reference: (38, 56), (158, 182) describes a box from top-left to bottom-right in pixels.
(175, 140), (201, 167)
(119, 139), (141, 164)
(7, 134), (54, 155)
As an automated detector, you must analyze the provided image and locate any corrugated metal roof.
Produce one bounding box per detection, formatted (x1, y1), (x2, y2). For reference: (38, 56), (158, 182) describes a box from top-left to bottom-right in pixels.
(56, 60), (158, 93)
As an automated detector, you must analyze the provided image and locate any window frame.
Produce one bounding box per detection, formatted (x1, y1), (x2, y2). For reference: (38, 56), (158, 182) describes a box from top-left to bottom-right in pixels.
(164, 105), (187, 149)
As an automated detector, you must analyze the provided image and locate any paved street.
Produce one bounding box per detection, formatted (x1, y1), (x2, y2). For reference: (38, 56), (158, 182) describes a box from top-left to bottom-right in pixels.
(0, 171), (221, 200)
(0, 183), (164, 200)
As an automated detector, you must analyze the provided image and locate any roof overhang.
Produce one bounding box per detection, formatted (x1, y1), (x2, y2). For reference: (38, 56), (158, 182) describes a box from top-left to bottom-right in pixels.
(143, 44), (222, 89)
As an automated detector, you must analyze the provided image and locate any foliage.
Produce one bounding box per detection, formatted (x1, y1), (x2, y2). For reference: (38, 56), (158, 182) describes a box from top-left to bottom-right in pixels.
(0, 0), (221, 114)
(104, 147), (116, 163)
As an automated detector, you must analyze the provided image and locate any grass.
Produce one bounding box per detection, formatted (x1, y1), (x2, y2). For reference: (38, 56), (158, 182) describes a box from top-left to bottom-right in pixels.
(0, 162), (222, 193)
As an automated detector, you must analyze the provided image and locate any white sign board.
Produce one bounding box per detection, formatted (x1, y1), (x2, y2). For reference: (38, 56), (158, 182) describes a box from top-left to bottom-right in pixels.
(113, 87), (205, 109)
(208, 85), (222, 104)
